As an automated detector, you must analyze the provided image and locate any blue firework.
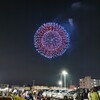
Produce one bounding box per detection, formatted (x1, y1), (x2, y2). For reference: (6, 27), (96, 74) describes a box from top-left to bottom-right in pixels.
(34, 22), (70, 58)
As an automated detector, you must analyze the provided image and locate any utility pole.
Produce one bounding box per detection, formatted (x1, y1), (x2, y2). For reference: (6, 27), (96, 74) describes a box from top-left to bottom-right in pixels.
(33, 80), (35, 86)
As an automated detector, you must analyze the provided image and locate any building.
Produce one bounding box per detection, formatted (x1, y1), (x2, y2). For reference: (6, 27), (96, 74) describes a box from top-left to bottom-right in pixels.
(79, 76), (100, 89)
(91, 79), (100, 87)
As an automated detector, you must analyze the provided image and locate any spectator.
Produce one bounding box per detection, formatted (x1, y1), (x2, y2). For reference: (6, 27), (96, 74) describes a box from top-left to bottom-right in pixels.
(90, 87), (100, 100)
(88, 89), (92, 100)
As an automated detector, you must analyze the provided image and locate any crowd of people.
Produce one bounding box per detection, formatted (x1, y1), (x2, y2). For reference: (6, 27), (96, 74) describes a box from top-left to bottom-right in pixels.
(0, 88), (50, 100)
(73, 87), (100, 100)
(0, 87), (100, 100)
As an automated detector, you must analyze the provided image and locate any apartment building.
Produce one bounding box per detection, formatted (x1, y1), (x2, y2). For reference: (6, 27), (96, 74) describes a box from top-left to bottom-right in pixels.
(79, 76), (100, 89)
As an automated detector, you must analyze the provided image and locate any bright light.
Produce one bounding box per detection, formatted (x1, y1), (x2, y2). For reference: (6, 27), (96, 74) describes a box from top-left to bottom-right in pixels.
(58, 81), (62, 85)
(61, 70), (68, 88)
(62, 70), (68, 75)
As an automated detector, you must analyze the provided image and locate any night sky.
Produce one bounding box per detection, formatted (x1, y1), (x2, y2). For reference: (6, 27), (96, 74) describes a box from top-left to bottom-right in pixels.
(0, 0), (100, 86)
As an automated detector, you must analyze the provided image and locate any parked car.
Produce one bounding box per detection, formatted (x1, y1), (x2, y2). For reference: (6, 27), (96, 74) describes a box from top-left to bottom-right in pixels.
(52, 89), (74, 100)
(42, 89), (49, 97)
(51, 89), (64, 98)
(42, 89), (54, 98)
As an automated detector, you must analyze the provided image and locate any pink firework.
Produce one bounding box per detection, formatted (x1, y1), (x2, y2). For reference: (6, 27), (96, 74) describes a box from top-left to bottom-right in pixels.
(34, 22), (70, 58)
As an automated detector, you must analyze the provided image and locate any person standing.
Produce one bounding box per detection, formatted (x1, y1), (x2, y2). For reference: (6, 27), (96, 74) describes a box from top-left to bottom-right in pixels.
(88, 89), (92, 100)
(90, 87), (100, 100)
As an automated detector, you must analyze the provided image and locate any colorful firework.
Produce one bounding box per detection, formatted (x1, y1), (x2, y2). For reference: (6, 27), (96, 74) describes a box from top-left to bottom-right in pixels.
(34, 22), (70, 58)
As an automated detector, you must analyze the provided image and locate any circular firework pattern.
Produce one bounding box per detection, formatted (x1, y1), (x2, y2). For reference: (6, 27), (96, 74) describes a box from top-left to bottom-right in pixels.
(34, 22), (70, 58)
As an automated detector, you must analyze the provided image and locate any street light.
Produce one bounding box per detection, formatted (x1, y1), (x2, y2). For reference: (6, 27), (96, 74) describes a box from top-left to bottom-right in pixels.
(62, 70), (68, 88)
(58, 80), (62, 88)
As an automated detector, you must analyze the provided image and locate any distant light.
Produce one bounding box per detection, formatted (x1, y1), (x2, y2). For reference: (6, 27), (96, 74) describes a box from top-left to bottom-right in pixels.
(58, 81), (62, 85)
(80, 79), (82, 81)
(94, 85), (97, 87)
(62, 70), (68, 75)
(93, 79), (96, 81)
(74, 87), (77, 90)
(93, 82), (96, 84)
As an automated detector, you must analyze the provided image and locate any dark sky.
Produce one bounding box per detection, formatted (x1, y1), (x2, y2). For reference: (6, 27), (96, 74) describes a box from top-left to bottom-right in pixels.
(0, 0), (100, 86)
